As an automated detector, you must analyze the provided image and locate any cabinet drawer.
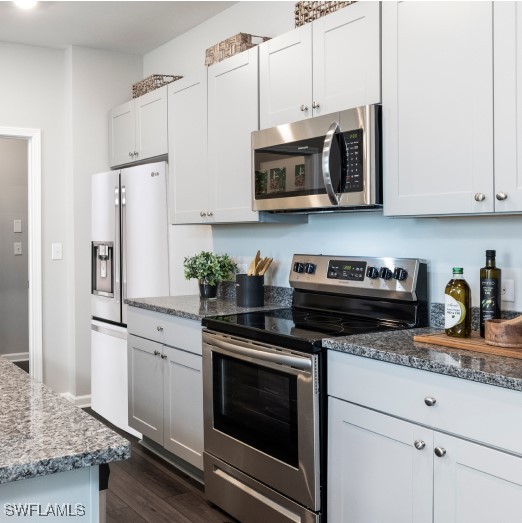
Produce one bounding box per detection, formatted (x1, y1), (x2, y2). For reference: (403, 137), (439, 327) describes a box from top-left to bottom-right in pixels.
(127, 307), (203, 355)
(328, 351), (522, 455)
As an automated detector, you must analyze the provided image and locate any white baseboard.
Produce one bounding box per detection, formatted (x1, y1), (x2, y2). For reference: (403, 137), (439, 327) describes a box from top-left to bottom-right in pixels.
(1, 352), (29, 362)
(60, 392), (92, 409)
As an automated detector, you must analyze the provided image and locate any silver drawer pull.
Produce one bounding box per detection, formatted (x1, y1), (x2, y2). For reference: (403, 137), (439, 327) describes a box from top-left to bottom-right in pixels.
(414, 440), (426, 450)
(153, 350), (161, 356)
(157, 326), (163, 332)
(300, 104), (308, 112)
(474, 192), (486, 202)
(434, 447), (446, 458)
(496, 192), (508, 201)
(161, 353), (167, 359)
(424, 396), (436, 407)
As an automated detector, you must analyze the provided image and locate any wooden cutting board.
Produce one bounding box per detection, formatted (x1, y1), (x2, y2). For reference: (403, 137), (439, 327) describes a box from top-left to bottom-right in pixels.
(413, 332), (522, 360)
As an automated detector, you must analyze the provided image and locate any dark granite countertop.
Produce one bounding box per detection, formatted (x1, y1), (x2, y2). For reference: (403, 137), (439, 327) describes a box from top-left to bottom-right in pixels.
(0, 359), (129, 484)
(324, 328), (522, 392)
(126, 294), (289, 321)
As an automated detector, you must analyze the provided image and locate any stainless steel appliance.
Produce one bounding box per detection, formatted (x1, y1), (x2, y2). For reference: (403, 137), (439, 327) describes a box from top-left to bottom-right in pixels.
(91, 161), (169, 434)
(202, 254), (428, 523)
(252, 105), (381, 213)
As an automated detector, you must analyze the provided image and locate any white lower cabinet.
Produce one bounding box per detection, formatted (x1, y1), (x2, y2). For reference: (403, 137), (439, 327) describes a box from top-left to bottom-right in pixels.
(328, 351), (522, 523)
(127, 307), (203, 471)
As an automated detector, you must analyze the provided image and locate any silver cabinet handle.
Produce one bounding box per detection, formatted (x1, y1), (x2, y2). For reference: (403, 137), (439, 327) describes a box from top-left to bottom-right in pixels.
(414, 440), (426, 450)
(496, 192), (508, 201)
(153, 350), (161, 356)
(129, 152), (133, 158)
(208, 211), (213, 217)
(200, 211), (207, 217)
(161, 353), (167, 359)
(312, 101), (320, 109)
(156, 326), (163, 332)
(322, 120), (341, 205)
(424, 396), (437, 407)
(300, 104), (308, 112)
(134, 151), (139, 158)
(434, 447), (446, 458)
(474, 193), (486, 202)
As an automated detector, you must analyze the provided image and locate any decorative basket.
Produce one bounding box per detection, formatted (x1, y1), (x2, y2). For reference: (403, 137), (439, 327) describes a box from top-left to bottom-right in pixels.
(294, 1), (357, 27)
(205, 33), (271, 66)
(132, 74), (183, 99)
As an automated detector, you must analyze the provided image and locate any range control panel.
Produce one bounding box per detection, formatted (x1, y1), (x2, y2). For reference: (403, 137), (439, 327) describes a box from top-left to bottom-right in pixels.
(289, 254), (427, 302)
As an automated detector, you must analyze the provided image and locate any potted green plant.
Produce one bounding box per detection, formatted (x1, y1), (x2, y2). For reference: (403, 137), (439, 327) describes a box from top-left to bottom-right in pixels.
(183, 251), (238, 299)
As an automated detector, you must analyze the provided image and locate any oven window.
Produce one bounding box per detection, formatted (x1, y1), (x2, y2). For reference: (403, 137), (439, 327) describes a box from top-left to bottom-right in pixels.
(212, 354), (298, 468)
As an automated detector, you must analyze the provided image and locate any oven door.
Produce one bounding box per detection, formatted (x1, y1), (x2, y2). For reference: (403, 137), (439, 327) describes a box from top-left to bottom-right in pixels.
(202, 330), (320, 511)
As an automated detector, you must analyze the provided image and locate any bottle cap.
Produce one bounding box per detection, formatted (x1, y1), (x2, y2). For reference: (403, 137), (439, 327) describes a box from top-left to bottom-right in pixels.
(486, 249), (496, 258)
(452, 267), (464, 274)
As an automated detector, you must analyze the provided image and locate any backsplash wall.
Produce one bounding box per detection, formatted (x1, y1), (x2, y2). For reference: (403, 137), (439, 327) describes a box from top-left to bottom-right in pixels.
(212, 212), (522, 311)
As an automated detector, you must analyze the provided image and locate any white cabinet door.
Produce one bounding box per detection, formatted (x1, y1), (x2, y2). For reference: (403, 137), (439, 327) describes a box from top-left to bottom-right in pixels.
(313, 1), (381, 115)
(128, 334), (164, 444)
(259, 25), (313, 129)
(494, 2), (522, 213)
(434, 432), (522, 523)
(208, 48), (259, 223)
(109, 100), (135, 167)
(163, 346), (204, 470)
(383, 1), (494, 216)
(168, 72), (211, 224)
(135, 85), (168, 162)
(328, 398), (433, 523)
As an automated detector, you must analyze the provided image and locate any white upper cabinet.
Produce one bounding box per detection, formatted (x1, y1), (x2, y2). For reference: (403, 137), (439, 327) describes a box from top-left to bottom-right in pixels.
(493, 2), (522, 212)
(168, 72), (210, 224)
(207, 48), (260, 223)
(383, 2), (497, 216)
(260, 2), (381, 129)
(109, 86), (168, 168)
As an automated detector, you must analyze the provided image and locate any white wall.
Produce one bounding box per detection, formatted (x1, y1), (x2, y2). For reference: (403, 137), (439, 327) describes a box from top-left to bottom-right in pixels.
(145, 1), (522, 312)
(0, 138), (28, 356)
(144, 1), (295, 77)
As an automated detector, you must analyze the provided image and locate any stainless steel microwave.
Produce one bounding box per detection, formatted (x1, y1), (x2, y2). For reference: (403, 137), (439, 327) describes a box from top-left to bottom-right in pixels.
(251, 104), (382, 213)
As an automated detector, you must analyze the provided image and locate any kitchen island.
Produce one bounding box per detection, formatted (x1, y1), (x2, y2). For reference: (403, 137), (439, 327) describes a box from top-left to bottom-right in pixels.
(0, 358), (129, 522)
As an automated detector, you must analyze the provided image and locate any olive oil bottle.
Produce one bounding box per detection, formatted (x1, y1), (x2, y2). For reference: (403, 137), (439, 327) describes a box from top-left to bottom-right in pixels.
(480, 250), (501, 337)
(445, 268), (471, 338)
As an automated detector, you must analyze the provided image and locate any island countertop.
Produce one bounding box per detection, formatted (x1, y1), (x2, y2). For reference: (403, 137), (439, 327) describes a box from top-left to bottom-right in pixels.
(0, 358), (129, 484)
(324, 327), (522, 392)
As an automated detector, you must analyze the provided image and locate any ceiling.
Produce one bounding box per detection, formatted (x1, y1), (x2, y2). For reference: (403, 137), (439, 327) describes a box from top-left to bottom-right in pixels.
(0, 1), (237, 55)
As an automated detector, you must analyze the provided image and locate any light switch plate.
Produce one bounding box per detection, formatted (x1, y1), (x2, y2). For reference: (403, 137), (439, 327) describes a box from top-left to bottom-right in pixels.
(13, 220), (22, 233)
(51, 243), (63, 260)
(14, 242), (22, 255)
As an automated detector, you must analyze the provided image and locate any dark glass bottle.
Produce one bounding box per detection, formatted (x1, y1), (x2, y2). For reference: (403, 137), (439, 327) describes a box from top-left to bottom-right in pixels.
(480, 250), (501, 337)
(445, 268), (472, 338)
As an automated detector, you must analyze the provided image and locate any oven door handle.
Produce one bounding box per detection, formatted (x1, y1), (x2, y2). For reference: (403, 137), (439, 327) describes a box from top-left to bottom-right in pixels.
(205, 336), (312, 372)
(322, 120), (341, 206)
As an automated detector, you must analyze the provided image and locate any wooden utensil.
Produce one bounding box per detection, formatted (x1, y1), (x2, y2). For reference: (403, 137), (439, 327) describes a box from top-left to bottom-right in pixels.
(247, 258), (256, 276)
(259, 258), (273, 276)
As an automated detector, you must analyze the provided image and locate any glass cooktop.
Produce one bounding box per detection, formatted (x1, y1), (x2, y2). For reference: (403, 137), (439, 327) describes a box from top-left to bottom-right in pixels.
(202, 308), (405, 352)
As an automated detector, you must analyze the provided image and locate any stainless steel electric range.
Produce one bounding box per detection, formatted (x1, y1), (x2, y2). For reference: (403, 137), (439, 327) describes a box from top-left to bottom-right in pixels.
(202, 254), (428, 523)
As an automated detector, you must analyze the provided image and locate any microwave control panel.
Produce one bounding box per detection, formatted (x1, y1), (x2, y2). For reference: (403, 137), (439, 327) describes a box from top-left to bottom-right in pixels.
(342, 129), (363, 193)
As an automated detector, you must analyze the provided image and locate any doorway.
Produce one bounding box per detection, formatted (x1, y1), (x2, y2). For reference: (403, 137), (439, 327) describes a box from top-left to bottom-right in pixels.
(0, 126), (42, 381)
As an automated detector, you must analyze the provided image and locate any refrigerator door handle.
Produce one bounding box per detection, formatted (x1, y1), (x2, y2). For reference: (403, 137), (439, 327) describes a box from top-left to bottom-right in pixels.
(114, 186), (121, 306)
(121, 185), (127, 303)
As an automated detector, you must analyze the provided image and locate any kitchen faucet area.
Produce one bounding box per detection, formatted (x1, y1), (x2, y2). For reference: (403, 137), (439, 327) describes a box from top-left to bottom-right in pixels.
(2, 1), (522, 522)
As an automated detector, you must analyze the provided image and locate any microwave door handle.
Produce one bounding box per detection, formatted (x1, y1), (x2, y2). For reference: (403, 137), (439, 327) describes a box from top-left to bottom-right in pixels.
(322, 121), (340, 205)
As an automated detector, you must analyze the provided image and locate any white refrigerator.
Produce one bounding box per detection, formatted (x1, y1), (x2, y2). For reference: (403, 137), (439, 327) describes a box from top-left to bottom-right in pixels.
(91, 161), (169, 434)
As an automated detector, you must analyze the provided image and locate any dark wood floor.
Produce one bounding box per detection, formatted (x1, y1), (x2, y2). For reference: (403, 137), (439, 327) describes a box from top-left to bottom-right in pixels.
(84, 409), (236, 523)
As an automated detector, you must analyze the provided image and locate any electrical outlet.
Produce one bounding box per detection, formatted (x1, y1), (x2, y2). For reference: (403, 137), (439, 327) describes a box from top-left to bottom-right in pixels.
(51, 243), (63, 260)
(502, 279), (515, 302)
(14, 242), (22, 255)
